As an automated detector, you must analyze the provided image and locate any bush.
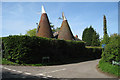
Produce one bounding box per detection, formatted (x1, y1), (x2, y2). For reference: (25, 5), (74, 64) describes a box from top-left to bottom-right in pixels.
(2, 35), (102, 64)
(101, 34), (120, 63)
(99, 34), (120, 76)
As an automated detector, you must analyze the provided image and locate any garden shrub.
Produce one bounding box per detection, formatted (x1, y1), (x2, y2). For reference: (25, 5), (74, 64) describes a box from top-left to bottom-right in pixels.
(101, 34), (120, 63)
(99, 34), (120, 76)
(2, 35), (102, 64)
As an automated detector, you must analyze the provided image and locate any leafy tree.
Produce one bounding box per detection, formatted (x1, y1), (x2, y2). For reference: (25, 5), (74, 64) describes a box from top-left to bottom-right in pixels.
(26, 22), (56, 36)
(50, 23), (55, 32)
(26, 28), (37, 36)
(55, 27), (60, 32)
(82, 26), (100, 46)
(26, 26), (60, 36)
(50, 24), (60, 33)
(92, 32), (100, 46)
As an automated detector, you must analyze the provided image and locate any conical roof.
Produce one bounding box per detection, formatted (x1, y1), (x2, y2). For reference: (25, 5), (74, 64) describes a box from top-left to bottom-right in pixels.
(58, 13), (74, 40)
(36, 5), (53, 38)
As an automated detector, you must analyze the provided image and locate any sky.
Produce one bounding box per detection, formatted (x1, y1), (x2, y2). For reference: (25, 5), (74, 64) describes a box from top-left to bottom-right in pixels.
(2, 2), (118, 39)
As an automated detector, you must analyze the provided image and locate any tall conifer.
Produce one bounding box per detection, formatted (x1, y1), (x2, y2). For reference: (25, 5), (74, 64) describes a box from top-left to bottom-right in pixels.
(102, 15), (109, 44)
(103, 15), (107, 35)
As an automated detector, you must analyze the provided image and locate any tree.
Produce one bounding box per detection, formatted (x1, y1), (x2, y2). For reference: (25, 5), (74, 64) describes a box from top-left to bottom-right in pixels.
(101, 34), (109, 44)
(101, 15), (109, 44)
(82, 26), (100, 46)
(26, 26), (60, 36)
(26, 28), (37, 36)
(50, 23), (55, 32)
(55, 27), (60, 32)
(91, 32), (100, 46)
(50, 25), (60, 33)
(103, 15), (107, 35)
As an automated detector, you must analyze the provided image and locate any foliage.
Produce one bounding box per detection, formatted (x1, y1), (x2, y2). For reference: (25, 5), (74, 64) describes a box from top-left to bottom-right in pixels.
(2, 35), (85, 64)
(101, 34), (109, 45)
(101, 15), (109, 45)
(2, 35), (102, 65)
(98, 59), (120, 76)
(26, 26), (60, 36)
(86, 46), (102, 49)
(99, 34), (120, 77)
(2, 58), (18, 65)
(85, 47), (102, 59)
(103, 15), (107, 35)
(82, 26), (100, 46)
(101, 34), (119, 63)
(91, 32), (100, 46)
(26, 28), (37, 36)
(0, 37), (2, 54)
(50, 24), (55, 32)
(55, 27), (60, 31)
(51, 27), (60, 33)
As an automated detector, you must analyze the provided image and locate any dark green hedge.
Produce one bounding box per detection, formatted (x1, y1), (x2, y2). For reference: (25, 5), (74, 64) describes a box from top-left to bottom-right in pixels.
(85, 47), (102, 59)
(2, 35), (102, 64)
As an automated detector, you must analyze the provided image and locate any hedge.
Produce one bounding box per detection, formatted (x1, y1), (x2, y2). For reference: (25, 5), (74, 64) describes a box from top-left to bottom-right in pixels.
(2, 35), (102, 64)
(85, 47), (102, 59)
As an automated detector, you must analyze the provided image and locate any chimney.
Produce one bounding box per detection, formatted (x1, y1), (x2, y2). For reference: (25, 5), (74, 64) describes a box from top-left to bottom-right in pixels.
(75, 35), (78, 38)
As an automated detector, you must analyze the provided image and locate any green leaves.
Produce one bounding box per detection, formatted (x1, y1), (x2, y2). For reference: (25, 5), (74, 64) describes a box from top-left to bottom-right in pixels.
(2, 35), (86, 64)
(82, 26), (100, 46)
(99, 59), (120, 76)
(101, 34), (120, 63)
(26, 28), (37, 36)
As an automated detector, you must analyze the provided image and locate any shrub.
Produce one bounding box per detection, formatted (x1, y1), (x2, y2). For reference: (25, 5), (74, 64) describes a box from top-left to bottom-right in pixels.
(101, 34), (120, 63)
(99, 34), (120, 76)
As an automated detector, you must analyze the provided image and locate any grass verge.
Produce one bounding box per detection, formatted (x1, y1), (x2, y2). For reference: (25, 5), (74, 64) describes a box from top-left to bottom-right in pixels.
(86, 46), (102, 48)
(98, 59), (120, 77)
(2, 58), (44, 66)
(2, 58), (19, 65)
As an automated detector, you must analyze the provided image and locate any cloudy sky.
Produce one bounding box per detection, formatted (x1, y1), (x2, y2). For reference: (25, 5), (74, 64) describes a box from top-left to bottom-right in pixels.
(2, 2), (118, 39)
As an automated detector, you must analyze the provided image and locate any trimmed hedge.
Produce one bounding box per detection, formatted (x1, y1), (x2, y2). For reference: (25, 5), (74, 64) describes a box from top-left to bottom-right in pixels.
(2, 35), (102, 64)
(85, 47), (102, 59)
